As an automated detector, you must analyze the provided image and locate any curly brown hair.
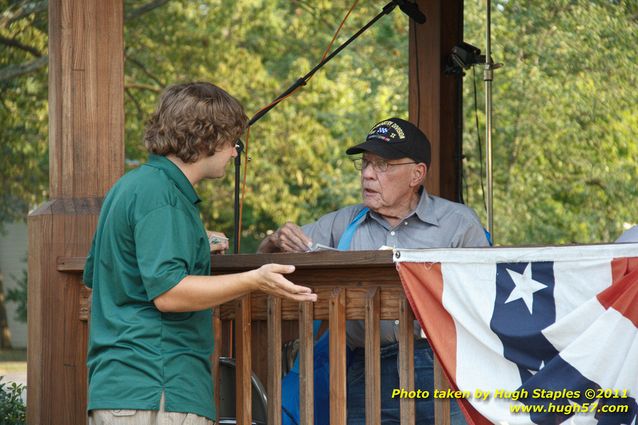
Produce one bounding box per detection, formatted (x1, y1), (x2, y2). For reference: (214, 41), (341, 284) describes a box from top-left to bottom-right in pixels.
(144, 82), (248, 163)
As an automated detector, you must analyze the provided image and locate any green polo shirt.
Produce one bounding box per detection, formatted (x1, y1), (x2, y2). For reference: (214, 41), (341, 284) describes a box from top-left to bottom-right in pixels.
(83, 155), (214, 419)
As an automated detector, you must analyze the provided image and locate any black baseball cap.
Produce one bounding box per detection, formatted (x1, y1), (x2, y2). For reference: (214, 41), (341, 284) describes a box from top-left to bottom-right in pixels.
(346, 117), (431, 167)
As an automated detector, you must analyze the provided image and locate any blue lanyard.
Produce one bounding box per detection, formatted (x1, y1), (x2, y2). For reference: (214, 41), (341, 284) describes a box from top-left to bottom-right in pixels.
(336, 207), (369, 250)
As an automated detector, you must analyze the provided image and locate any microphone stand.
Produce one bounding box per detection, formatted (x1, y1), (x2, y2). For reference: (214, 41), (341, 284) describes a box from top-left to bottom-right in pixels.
(232, 0), (418, 253)
(233, 139), (244, 254)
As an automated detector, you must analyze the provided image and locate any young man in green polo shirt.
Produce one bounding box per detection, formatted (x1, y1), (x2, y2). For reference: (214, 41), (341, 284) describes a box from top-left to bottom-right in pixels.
(83, 82), (317, 425)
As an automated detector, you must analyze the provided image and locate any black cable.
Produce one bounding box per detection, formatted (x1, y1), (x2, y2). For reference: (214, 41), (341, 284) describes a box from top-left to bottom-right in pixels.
(463, 167), (469, 206)
(453, 71), (467, 204)
(452, 2), (468, 204)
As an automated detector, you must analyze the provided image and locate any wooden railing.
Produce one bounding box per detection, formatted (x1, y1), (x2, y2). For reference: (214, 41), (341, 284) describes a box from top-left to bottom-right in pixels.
(55, 251), (453, 425)
(212, 250), (453, 425)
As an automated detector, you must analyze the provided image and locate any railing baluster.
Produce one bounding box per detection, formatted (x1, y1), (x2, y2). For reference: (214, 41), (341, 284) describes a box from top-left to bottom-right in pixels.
(268, 296), (282, 425)
(365, 288), (381, 425)
(236, 295), (252, 425)
(213, 307), (222, 421)
(434, 356), (452, 425)
(299, 302), (314, 425)
(330, 287), (347, 425)
(399, 295), (415, 424)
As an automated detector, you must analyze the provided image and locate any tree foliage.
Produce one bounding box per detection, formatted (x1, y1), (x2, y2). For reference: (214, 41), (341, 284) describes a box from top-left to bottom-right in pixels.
(0, 0), (49, 228)
(462, 0), (638, 244)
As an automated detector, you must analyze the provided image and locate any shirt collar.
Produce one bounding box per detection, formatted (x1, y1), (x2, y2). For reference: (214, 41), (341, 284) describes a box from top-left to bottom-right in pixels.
(414, 188), (439, 226)
(145, 154), (201, 204)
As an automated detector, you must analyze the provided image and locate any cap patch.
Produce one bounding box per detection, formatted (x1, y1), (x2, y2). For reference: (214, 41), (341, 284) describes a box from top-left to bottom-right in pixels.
(368, 120), (406, 143)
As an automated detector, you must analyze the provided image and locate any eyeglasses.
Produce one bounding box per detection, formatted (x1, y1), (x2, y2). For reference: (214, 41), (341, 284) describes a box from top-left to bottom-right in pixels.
(352, 157), (417, 173)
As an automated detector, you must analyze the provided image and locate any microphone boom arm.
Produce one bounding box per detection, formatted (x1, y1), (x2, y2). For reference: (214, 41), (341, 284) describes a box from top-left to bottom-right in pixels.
(248, 1), (400, 126)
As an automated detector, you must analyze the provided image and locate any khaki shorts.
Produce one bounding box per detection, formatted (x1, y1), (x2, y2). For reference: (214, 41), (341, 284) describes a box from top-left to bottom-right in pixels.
(88, 393), (215, 425)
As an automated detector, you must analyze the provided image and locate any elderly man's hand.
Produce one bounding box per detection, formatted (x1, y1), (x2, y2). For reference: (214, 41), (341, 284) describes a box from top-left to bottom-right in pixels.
(267, 222), (313, 253)
(207, 230), (229, 255)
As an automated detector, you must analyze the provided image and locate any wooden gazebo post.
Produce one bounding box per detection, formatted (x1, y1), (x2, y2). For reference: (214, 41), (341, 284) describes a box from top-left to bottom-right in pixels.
(27, 1), (124, 424)
(411, 0), (463, 200)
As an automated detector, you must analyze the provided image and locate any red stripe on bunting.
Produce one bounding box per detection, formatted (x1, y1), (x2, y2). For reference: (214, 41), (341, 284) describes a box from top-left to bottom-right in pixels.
(397, 262), (456, 376)
(397, 262), (493, 425)
(599, 257), (638, 328)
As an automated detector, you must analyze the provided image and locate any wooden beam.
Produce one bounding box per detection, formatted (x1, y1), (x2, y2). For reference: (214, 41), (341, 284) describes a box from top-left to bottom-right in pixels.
(399, 295), (415, 424)
(299, 302), (314, 425)
(28, 1), (124, 424)
(434, 356), (452, 425)
(410, 0), (463, 200)
(235, 296), (252, 425)
(329, 288), (347, 425)
(267, 297), (282, 425)
(365, 288), (381, 425)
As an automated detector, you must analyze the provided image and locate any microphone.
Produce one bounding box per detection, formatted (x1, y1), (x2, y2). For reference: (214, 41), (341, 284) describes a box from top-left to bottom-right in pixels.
(234, 139), (245, 154)
(394, 0), (426, 24)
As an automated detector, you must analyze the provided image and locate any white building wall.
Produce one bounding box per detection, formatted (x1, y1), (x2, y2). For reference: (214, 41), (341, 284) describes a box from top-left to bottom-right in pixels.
(0, 221), (28, 348)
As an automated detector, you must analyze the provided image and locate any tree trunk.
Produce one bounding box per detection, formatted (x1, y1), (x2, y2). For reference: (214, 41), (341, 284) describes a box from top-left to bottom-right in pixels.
(0, 272), (14, 349)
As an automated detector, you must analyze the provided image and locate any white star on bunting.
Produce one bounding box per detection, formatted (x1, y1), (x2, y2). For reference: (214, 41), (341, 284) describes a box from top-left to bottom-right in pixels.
(505, 263), (547, 314)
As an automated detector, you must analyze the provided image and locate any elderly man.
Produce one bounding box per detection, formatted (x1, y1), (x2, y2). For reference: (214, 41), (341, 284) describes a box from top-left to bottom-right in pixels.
(84, 82), (316, 425)
(259, 117), (488, 424)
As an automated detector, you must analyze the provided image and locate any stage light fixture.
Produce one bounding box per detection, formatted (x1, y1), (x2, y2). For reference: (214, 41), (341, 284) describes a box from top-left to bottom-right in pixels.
(445, 42), (486, 75)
